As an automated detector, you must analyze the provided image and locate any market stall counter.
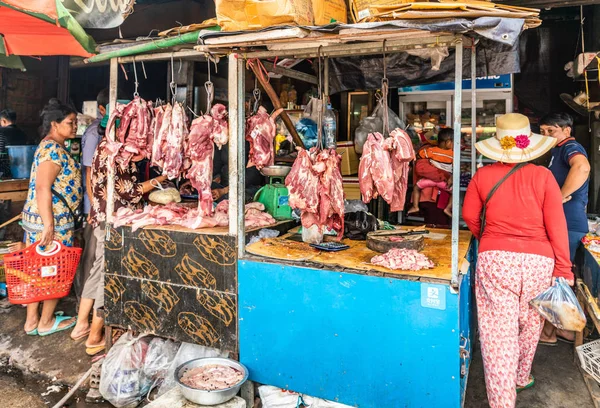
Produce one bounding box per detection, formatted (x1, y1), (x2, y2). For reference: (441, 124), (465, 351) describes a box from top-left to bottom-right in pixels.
(238, 228), (475, 408)
(104, 222), (292, 355)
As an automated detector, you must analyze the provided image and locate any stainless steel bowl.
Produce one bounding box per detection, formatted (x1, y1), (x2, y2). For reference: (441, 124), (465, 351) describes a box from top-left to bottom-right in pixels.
(260, 165), (292, 178)
(174, 357), (249, 406)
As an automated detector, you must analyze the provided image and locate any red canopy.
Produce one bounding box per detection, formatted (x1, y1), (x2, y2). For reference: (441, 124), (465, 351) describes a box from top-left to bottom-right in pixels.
(0, 1), (94, 57)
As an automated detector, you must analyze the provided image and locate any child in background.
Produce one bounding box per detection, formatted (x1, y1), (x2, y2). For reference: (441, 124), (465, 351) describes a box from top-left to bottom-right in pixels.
(407, 128), (454, 217)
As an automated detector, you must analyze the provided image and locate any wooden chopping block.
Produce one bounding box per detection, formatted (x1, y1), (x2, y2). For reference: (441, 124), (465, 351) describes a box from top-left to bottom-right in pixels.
(366, 231), (425, 253)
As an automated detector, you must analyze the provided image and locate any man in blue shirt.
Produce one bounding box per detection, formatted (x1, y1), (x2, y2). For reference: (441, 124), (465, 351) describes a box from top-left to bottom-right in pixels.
(540, 112), (590, 345)
(73, 89), (107, 307)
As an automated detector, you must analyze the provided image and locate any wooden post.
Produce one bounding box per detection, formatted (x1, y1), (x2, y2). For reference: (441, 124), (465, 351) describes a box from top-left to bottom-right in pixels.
(228, 54), (246, 259)
(247, 60), (305, 149)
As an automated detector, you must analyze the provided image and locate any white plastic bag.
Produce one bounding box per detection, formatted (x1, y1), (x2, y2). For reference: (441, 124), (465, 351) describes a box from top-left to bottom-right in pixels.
(530, 277), (586, 331)
(258, 385), (353, 408)
(248, 229), (281, 245)
(100, 333), (151, 408)
(142, 338), (180, 392)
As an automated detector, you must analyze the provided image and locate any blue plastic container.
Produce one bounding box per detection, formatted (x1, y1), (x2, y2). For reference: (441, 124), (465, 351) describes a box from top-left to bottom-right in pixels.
(7, 145), (37, 179)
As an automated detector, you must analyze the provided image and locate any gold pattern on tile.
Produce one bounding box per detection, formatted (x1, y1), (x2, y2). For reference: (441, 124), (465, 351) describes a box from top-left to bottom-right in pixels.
(105, 228), (123, 251)
(122, 247), (159, 279)
(197, 290), (236, 327)
(178, 312), (219, 346)
(124, 301), (160, 332)
(141, 280), (180, 313)
(193, 236), (235, 266)
(174, 254), (217, 289)
(138, 230), (177, 257)
(105, 275), (126, 304)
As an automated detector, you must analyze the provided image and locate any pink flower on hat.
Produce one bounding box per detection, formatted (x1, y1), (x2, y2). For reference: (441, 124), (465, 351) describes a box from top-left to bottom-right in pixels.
(514, 135), (530, 149)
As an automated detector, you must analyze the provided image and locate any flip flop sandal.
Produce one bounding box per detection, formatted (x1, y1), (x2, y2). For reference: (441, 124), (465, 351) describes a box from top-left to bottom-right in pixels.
(25, 311), (65, 336)
(38, 315), (77, 337)
(517, 375), (535, 393)
(86, 345), (105, 356)
(71, 329), (91, 342)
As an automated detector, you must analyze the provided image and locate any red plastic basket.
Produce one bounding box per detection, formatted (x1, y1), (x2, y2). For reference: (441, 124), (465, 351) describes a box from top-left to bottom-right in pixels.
(4, 241), (82, 304)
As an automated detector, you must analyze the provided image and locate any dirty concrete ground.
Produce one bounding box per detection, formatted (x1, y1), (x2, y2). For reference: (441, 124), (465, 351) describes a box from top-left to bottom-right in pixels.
(465, 339), (594, 408)
(0, 294), (596, 407)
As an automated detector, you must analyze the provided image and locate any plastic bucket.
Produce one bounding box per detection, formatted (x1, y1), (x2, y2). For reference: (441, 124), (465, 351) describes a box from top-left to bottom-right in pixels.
(7, 145), (36, 179)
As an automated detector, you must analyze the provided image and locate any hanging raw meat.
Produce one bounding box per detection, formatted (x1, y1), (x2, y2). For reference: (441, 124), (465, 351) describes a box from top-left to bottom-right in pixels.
(246, 106), (276, 170)
(383, 129), (415, 212)
(152, 103), (172, 169)
(105, 97), (153, 170)
(161, 103), (188, 179)
(183, 103), (229, 220)
(358, 132), (395, 204)
(285, 147), (345, 239)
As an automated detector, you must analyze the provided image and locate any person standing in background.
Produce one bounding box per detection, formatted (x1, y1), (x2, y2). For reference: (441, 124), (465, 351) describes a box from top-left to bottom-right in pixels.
(0, 109), (28, 146)
(539, 112), (591, 345)
(72, 89), (108, 305)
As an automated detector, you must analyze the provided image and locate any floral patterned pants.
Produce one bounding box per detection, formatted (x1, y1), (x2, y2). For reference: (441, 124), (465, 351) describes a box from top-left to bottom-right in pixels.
(476, 251), (554, 408)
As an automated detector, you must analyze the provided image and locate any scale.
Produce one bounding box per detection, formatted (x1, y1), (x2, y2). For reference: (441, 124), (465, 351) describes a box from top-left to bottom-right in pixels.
(254, 165), (293, 220)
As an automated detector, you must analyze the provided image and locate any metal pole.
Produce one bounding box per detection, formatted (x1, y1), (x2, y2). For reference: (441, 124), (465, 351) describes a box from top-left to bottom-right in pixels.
(106, 58), (118, 232)
(228, 54), (246, 258)
(471, 41), (477, 179)
(451, 38), (463, 287)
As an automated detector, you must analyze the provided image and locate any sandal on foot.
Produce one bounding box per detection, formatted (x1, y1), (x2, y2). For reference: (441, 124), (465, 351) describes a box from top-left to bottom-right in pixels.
(25, 312), (65, 335)
(86, 345), (105, 356)
(38, 315), (77, 337)
(517, 375), (535, 393)
(71, 329), (91, 342)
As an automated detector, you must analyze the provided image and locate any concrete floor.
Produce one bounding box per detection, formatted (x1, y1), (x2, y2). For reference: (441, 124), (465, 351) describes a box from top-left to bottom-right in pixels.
(0, 295), (596, 407)
(465, 339), (594, 408)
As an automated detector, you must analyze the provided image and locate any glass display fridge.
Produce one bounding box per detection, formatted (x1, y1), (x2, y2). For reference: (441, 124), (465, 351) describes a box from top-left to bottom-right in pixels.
(398, 74), (513, 222)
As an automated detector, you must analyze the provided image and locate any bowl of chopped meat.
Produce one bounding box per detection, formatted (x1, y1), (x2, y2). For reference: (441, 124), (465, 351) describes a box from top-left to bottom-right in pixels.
(174, 357), (249, 405)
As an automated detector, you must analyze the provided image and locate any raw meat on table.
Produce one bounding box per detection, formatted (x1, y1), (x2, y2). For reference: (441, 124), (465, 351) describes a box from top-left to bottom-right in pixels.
(246, 106), (276, 170)
(371, 248), (434, 271)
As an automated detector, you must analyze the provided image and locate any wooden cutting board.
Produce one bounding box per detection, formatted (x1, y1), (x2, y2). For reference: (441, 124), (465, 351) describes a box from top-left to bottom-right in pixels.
(366, 231), (425, 253)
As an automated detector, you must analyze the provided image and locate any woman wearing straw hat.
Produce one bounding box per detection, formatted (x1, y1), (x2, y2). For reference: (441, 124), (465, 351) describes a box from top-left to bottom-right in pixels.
(463, 113), (574, 408)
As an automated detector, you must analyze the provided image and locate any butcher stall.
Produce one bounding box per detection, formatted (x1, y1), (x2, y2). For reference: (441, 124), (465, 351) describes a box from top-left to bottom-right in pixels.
(189, 18), (530, 408)
(91, 14), (534, 406)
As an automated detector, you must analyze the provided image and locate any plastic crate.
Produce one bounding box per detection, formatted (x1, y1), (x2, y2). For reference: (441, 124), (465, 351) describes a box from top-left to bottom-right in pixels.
(577, 339), (600, 383)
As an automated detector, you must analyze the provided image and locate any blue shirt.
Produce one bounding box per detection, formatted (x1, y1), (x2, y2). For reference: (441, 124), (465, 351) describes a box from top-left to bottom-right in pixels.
(548, 137), (589, 233)
(81, 118), (102, 214)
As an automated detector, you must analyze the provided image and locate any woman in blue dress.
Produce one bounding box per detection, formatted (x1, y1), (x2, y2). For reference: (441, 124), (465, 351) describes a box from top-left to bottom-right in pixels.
(20, 99), (82, 336)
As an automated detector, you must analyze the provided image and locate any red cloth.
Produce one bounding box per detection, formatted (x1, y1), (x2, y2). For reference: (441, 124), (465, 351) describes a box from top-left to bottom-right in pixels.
(463, 162), (573, 279)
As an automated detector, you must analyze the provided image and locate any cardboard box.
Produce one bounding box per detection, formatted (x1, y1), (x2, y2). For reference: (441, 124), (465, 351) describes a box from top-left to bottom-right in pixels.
(349, 0), (405, 22)
(216, 0), (313, 31)
(312, 0), (347, 25)
(336, 141), (359, 176)
(342, 178), (361, 200)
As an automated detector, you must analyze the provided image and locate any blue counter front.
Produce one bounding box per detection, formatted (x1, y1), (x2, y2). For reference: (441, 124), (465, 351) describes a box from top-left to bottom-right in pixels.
(238, 235), (475, 408)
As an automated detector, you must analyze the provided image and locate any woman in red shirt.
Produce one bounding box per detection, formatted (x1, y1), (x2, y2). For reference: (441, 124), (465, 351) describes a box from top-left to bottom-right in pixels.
(463, 113), (573, 408)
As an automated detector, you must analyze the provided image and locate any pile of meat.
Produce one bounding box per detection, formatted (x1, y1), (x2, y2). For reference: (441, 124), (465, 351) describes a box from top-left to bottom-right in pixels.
(359, 129), (415, 212)
(183, 104), (228, 216)
(113, 200), (276, 232)
(286, 148), (345, 239)
(371, 248), (434, 271)
(106, 97), (154, 169)
(246, 106), (276, 170)
(180, 364), (244, 391)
